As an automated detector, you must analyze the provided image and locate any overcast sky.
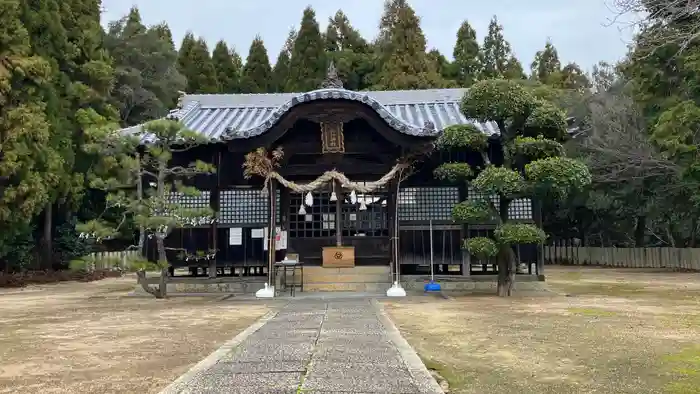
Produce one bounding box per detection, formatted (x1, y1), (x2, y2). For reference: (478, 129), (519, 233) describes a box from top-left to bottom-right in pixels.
(101, 0), (636, 73)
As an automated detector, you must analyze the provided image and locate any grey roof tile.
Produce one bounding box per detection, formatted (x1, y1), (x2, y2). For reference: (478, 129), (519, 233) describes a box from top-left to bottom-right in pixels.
(126, 87), (499, 141)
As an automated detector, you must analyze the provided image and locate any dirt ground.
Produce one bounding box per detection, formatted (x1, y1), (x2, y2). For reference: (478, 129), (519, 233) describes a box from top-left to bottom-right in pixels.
(0, 276), (274, 394)
(384, 266), (700, 394)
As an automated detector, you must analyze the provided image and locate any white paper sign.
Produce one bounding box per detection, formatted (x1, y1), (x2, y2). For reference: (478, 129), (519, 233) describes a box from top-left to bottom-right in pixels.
(263, 227), (287, 250)
(251, 228), (264, 238)
(228, 228), (242, 245)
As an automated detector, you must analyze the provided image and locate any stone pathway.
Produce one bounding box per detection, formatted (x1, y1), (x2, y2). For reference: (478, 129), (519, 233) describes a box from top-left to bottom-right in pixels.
(161, 298), (443, 394)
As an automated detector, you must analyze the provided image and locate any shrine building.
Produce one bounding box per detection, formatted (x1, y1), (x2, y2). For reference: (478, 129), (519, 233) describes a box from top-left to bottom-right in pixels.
(125, 65), (545, 294)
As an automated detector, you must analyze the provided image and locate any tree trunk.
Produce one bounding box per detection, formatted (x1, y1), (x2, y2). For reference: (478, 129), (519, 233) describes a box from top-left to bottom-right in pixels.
(634, 215), (646, 247)
(42, 203), (53, 270)
(137, 270), (155, 295)
(157, 267), (168, 298)
(136, 153), (146, 257)
(690, 218), (697, 248)
(496, 246), (517, 297)
(155, 235), (168, 298)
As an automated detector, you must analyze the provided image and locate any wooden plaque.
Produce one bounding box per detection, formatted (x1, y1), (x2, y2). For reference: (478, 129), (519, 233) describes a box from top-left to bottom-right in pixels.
(322, 246), (355, 268)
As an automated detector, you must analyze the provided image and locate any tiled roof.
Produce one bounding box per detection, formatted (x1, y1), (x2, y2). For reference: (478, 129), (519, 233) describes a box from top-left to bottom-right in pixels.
(124, 87), (500, 141)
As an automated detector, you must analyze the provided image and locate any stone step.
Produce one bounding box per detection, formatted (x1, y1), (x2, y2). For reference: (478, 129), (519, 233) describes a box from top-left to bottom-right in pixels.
(302, 266), (390, 275)
(303, 282), (390, 292)
(291, 266), (391, 284)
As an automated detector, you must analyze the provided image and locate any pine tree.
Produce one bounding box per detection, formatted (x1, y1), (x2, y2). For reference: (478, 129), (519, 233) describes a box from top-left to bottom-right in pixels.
(178, 36), (218, 93)
(286, 7), (327, 91)
(212, 40), (242, 93)
(106, 8), (186, 125)
(241, 36), (273, 93)
(480, 16), (521, 80)
(0, 0), (63, 262)
(531, 41), (561, 84)
(374, 2), (447, 89)
(453, 20), (481, 86)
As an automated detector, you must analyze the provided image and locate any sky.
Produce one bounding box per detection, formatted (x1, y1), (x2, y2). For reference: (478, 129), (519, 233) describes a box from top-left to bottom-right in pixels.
(101, 0), (637, 73)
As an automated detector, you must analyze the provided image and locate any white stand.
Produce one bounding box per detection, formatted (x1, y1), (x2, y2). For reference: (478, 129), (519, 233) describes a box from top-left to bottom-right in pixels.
(386, 281), (406, 297)
(255, 283), (275, 298)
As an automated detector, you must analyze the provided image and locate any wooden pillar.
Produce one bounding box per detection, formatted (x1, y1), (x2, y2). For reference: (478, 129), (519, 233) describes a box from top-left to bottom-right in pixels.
(335, 180), (342, 246)
(209, 151), (220, 278)
(267, 180), (277, 286)
(462, 224), (471, 276)
(534, 199), (545, 278)
(387, 179), (397, 277)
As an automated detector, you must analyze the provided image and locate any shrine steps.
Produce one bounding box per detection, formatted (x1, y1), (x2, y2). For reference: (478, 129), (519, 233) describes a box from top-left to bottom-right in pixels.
(299, 266), (392, 292)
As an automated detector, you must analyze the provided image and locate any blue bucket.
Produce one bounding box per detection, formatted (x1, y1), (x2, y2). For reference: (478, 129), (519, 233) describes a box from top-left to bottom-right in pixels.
(424, 281), (441, 292)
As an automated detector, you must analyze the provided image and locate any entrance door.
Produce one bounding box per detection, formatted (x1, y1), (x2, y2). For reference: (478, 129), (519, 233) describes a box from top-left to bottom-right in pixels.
(341, 186), (390, 265)
(285, 184), (390, 265)
(287, 185), (336, 265)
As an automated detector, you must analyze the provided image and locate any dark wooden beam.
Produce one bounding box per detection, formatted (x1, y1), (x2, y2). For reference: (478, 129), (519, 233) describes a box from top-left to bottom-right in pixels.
(279, 163), (393, 176)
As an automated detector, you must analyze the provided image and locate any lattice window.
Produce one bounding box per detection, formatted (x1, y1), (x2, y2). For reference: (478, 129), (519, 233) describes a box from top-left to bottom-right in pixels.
(288, 187), (336, 238)
(218, 188), (280, 226)
(467, 187), (533, 220)
(342, 185), (388, 237)
(163, 191), (211, 227)
(397, 187), (460, 222)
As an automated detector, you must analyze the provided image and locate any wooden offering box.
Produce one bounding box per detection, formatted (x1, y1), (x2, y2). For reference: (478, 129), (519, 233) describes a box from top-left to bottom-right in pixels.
(322, 246), (355, 268)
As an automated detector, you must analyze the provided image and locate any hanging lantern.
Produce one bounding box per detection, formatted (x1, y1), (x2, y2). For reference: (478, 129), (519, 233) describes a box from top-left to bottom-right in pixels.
(298, 204), (307, 215)
(359, 200), (367, 211)
(305, 192), (313, 206)
(350, 190), (357, 204)
(330, 191), (337, 202)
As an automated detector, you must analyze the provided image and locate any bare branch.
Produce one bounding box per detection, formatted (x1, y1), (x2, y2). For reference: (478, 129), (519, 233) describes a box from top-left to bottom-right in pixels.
(608, 0), (700, 56)
(575, 92), (682, 186)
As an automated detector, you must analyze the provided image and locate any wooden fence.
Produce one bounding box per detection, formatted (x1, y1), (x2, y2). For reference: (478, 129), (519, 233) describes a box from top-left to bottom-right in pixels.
(544, 245), (700, 271)
(85, 250), (140, 271)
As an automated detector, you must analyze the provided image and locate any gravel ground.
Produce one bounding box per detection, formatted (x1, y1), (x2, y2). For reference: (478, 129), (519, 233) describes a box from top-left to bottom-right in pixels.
(384, 266), (700, 394)
(0, 276), (273, 394)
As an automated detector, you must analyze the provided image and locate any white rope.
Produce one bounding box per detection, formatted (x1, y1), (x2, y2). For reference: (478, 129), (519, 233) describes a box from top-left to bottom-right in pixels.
(262, 163), (409, 194)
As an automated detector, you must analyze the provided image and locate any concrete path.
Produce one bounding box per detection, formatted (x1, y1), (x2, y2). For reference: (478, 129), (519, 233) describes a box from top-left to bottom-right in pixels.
(160, 298), (443, 394)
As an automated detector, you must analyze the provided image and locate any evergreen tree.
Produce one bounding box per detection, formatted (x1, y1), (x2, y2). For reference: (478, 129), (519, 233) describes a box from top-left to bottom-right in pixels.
(0, 0), (63, 265)
(24, 0), (118, 267)
(531, 41), (561, 84)
(504, 55), (526, 80)
(106, 8), (186, 125)
(453, 20), (481, 86)
(428, 48), (456, 82)
(374, 2), (447, 89)
(480, 16), (521, 80)
(376, 0), (408, 56)
(272, 29), (295, 92)
(286, 6), (327, 91)
(212, 40), (242, 93)
(437, 80), (591, 295)
(60, 0), (117, 119)
(241, 36), (273, 93)
(556, 62), (590, 91)
(325, 10), (374, 91)
(178, 35), (218, 93)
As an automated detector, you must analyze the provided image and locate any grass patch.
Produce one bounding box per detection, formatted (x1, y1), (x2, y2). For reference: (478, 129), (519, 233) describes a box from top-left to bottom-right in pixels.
(387, 266), (700, 394)
(567, 307), (619, 317)
(420, 357), (467, 391)
(550, 282), (649, 297)
(661, 347), (700, 394)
